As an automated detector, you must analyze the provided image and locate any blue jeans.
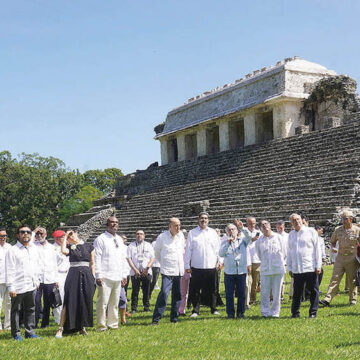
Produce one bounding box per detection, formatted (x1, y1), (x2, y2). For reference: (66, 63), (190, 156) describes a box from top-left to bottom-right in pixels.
(152, 274), (182, 323)
(224, 273), (246, 318)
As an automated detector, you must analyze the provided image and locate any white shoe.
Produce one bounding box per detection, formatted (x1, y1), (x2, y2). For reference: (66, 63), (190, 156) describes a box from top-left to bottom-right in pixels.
(212, 311), (221, 316)
(96, 327), (107, 332)
(190, 313), (198, 318)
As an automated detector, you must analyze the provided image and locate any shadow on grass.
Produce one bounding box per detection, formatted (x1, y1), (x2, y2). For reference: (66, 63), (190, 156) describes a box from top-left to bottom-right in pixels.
(334, 341), (360, 348)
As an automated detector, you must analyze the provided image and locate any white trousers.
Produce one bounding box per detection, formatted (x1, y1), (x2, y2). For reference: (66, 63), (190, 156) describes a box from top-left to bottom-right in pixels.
(96, 278), (121, 330)
(0, 283), (11, 330)
(53, 272), (67, 324)
(260, 274), (284, 318)
(245, 274), (251, 306)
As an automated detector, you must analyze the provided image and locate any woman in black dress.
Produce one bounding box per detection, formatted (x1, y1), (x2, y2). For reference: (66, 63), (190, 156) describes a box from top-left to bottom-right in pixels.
(55, 230), (95, 338)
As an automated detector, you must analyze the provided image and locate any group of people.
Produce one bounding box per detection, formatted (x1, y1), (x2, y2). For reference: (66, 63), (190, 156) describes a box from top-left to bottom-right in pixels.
(0, 209), (359, 340)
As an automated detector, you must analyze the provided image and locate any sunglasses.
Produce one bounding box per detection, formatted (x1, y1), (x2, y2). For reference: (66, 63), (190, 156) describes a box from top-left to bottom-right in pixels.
(19, 230), (32, 235)
(0, 235), (7, 238)
(35, 232), (44, 236)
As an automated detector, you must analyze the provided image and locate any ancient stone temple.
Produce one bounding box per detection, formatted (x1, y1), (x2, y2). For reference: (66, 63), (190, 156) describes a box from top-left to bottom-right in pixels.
(65, 57), (360, 242)
(154, 56), (336, 165)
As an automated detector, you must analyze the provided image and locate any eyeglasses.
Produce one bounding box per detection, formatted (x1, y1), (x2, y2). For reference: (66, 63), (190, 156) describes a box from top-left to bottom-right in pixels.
(35, 232), (44, 236)
(19, 230), (32, 235)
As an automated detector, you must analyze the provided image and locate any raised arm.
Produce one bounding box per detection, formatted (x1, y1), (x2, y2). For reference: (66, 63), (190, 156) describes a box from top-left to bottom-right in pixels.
(90, 250), (95, 277)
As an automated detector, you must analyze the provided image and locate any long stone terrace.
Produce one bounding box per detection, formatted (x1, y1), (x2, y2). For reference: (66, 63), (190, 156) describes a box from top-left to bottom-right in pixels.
(76, 120), (360, 243)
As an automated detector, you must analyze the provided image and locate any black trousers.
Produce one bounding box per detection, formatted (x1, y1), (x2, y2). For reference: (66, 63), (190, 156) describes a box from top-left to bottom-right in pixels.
(35, 283), (55, 328)
(131, 274), (152, 311)
(11, 289), (36, 338)
(149, 267), (161, 299)
(292, 271), (319, 317)
(190, 268), (217, 314)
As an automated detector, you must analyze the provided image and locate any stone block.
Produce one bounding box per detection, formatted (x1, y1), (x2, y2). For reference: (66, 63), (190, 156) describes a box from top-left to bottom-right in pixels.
(183, 200), (210, 217)
(295, 125), (310, 135)
(323, 117), (341, 129)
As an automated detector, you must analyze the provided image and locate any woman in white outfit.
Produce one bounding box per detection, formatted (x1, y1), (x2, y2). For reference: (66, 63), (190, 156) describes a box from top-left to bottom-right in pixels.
(255, 220), (286, 318)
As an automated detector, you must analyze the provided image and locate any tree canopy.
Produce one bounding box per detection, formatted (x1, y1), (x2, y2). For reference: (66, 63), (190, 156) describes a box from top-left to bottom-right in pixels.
(0, 151), (122, 240)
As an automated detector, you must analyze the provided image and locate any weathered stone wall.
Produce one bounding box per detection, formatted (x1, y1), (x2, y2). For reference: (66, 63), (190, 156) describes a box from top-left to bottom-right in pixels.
(76, 207), (115, 242)
(303, 75), (360, 130)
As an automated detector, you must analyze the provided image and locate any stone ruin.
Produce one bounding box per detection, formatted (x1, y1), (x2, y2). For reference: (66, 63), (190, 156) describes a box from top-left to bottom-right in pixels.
(63, 57), (360, 245)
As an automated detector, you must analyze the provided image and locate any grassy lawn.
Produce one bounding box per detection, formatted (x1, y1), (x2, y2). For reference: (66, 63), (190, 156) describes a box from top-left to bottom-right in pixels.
(0, 265), (359, 359)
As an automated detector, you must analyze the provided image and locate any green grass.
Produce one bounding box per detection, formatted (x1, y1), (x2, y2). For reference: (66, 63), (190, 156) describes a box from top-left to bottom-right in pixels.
(1, 265), (360, 359)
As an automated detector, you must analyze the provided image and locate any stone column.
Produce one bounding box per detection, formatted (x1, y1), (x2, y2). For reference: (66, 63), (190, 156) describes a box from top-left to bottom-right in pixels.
(219, 120), (230, 152)
(272, 105), (285, 140)
(197, 127), (207, 157)
(244, 113), (256, 146)
(273, 102), (303, 138)
(177, 133), (186, 161)
(160, 138), (168, 165)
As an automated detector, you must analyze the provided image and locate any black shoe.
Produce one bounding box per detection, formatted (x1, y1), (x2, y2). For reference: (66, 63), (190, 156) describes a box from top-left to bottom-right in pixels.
(144, 308), (151, 312)
(319, 300), (330, 307)
(151, 321), (159, 326)
(291, 314), (300, 318)
(309, 314), (317, 319)
(227, 315), (235, 319)
(237, 314), (245, 319)
(179, 313), (186, 317)
(170, 318), (179, 323)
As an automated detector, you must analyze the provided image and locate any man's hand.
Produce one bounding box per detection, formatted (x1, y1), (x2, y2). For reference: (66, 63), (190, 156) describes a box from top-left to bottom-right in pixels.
(216, 262), (222, 270)
(9, 291), (16, 298)
(186, 269), (192, 274)
(55, 282), (59, 288)
(247, 265), (252, 276)
(121, 278), (127, 287)
(134, 269), (141, 277)
(96, 278), (103, 287)
(332, 247), (338, 253)
(142, 268), (149, 277)
(252, 235), (260, 242)
(315, 268), (321, 275)
(234, 219), (243, 229)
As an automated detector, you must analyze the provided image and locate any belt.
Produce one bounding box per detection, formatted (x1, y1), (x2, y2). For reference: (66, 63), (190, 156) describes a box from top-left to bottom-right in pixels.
(70, 261), (89, 267)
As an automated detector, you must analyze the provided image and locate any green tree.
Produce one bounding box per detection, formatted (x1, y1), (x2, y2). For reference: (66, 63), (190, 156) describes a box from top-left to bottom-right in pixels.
(83, 168), (123, 194)
(0, 152), (83, 240)
(58, 185), (104, 223)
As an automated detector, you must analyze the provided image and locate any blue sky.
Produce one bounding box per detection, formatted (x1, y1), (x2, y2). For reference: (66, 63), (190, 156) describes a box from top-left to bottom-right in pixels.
(1, 0), (359, 174)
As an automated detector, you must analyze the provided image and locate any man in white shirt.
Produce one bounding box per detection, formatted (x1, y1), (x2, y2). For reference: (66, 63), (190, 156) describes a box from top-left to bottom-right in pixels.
(6, 224), (42, 340)
(94, 216), (128, 331)
(256, 220), (287, 318)
(276, 220), (289, 301)
(34, 227), (59, 328)
(243, 217), (262, 305)
(127, 230), (155, 313)
(184, 212), (221, 317)
(52, 230), (70, 325)
(287, 214), (322, 318)
(151, 218), (185, 325)
(0, 228), (11, 331)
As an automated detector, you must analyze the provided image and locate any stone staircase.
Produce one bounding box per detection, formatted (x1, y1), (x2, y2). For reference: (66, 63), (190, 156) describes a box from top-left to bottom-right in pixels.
(66, 119), (360, 242)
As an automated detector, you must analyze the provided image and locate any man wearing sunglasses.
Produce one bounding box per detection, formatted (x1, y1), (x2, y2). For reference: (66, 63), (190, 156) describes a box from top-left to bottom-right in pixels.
(5, 224), (42, 341)
(0, 228), (11, 331)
